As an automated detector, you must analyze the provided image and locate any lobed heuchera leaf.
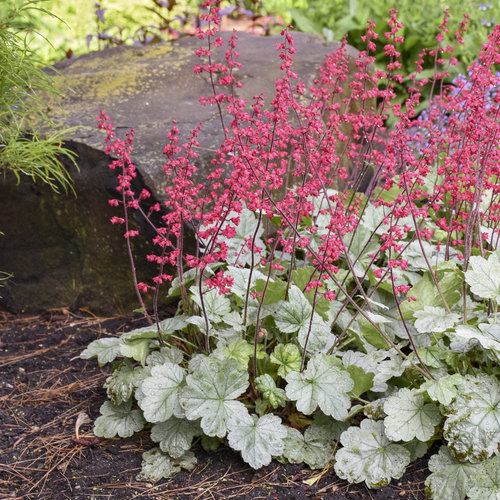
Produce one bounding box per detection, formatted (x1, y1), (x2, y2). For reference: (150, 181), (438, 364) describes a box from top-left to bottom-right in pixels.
(270, 343), (301, 378)
(334, 419), (411, 488)
(383, 388), (441, 442)
(255, 374), (287, 409)
(420, 373), (463, 406)
(452, 323), (500, 352)
(443, 374), (500, 462)
(220, 340), (265, 369)
(342, 348), (405, 393)
(136, 448), (197, 482)
(151, 417), (201, 458)
(190, 287), (231, 324)
(345, 365), (374, 399)
(227, 413), (287, 469)
(283, 413), (346, 469)
(285, 354), (353, 420)
(104, 359), (144, 405)
(94, 400), (145, 438)
(146, 346), (184, 366)
(274, 286), (333, 353)
(297, 316), (333, 354)
(464, 250), (500, 302)
(80, 337), (122, 366)
(274, 285), (312, 333)
(227, 265), (266, 299)
(119, 338), (151, 366)
(467, 454), (500, 500)
(139, 363), (186, 423)
(425, 446), (479, 500)
(413, 306), (460, 333)
(179, 356), (249, 437)
(400, 262), (462, 320)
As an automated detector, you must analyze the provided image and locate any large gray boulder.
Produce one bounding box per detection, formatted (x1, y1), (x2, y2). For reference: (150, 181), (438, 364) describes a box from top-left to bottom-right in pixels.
(0, 32), (364, 315)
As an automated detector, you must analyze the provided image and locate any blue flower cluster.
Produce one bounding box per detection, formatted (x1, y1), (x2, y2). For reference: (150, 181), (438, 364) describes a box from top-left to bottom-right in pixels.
(479, 2), (495, 27)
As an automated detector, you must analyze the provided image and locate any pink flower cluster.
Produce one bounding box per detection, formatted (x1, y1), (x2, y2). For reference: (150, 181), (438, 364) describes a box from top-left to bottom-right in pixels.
(98, 0), (499, 313)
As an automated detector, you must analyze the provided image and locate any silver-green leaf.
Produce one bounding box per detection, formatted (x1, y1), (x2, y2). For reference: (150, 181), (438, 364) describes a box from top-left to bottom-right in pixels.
(384, 388), (441, 442)
(425, 446), (479, 500)
(464, 250), (500, 302)
(467, 454), (500, 500)
(180, 356), (249, 437)
(443, 374), (500, 462)
(94, 400), (145, 438)
(104, 359), (145, 405)
(285, 354), (353, 420)
(334, 419), (411, 488)
(227, 413), (287, 469)
(151, 417), (201, 458)
(255, 374), (287, 409)
(80, 337), (121, 366)
(139, 363), (186, 423)
(136, 448), (197, 482)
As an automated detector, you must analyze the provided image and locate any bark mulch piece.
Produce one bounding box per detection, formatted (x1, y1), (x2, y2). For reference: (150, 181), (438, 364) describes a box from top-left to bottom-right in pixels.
(0, 311), (429, 499)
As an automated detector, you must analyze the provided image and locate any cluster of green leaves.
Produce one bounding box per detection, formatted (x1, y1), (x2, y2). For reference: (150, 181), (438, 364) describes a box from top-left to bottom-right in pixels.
(82, 197), (500, 499)
(0, 1), (76, 192)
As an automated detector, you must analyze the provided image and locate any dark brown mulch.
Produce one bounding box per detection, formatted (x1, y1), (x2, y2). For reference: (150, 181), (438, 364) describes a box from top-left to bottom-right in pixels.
(0, 310), (429, 499)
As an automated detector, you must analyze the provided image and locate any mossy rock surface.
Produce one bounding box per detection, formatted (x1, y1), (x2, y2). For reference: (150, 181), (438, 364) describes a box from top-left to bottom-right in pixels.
(47, 31), (364, 198)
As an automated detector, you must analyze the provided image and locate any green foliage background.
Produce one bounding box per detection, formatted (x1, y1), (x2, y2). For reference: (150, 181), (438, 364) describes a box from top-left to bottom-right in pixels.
(286, 0), (499, 81)
(5, 0), (497, 70)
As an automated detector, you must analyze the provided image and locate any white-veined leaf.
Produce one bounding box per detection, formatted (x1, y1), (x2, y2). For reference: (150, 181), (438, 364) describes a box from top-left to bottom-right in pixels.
(227, 266), (266, 299)
(443, 374), (500, 462)
(425, 446), (479, 500)
(383, 388), (441, 442)
(342, 348), (405, 393)
(80, 337), (121, 366)
(227, 413), (287, 469)
(139, 363), (186, 422)
(452, 323), (500, 352)
(190, 287), (231, 324)
(468, 454), (500, 500)
(146, 346), (184, 366)
(157, 316), (189, 335)
(104, 359), (145, 405)
(119, 338), (150, 366)
(334, 419), (411, 488)
(413, 306), (460, 333)
(285, 354), (353, 420)
(344, 224), (380, 276)
(284, 413), (346, 468)
(465, 251), (500, 302)
(297, 315), (334, 354)
(179, 357), (249, 437)
(270, 343), (301, 378)
(420, 373), (463, 406)
(136, 448), (197, 482)
(151, 417), (201, 458)
(274, 285), (311, 333)
(94, 400), (145, 438)
(255, 374), (287, 409)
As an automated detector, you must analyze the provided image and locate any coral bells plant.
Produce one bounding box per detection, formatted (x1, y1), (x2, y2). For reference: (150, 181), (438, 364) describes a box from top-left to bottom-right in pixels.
(82, 2), (500, 497)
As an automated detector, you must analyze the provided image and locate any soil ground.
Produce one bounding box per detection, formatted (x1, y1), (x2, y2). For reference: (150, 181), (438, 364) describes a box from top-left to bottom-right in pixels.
(0, 310), (429, 499)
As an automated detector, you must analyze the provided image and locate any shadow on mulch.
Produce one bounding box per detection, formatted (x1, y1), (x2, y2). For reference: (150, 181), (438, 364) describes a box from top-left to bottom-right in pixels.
(0, 310), (429, 499)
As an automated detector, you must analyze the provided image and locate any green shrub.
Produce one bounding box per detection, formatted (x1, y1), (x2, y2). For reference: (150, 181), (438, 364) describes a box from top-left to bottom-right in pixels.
(0, 1), (76, 192)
